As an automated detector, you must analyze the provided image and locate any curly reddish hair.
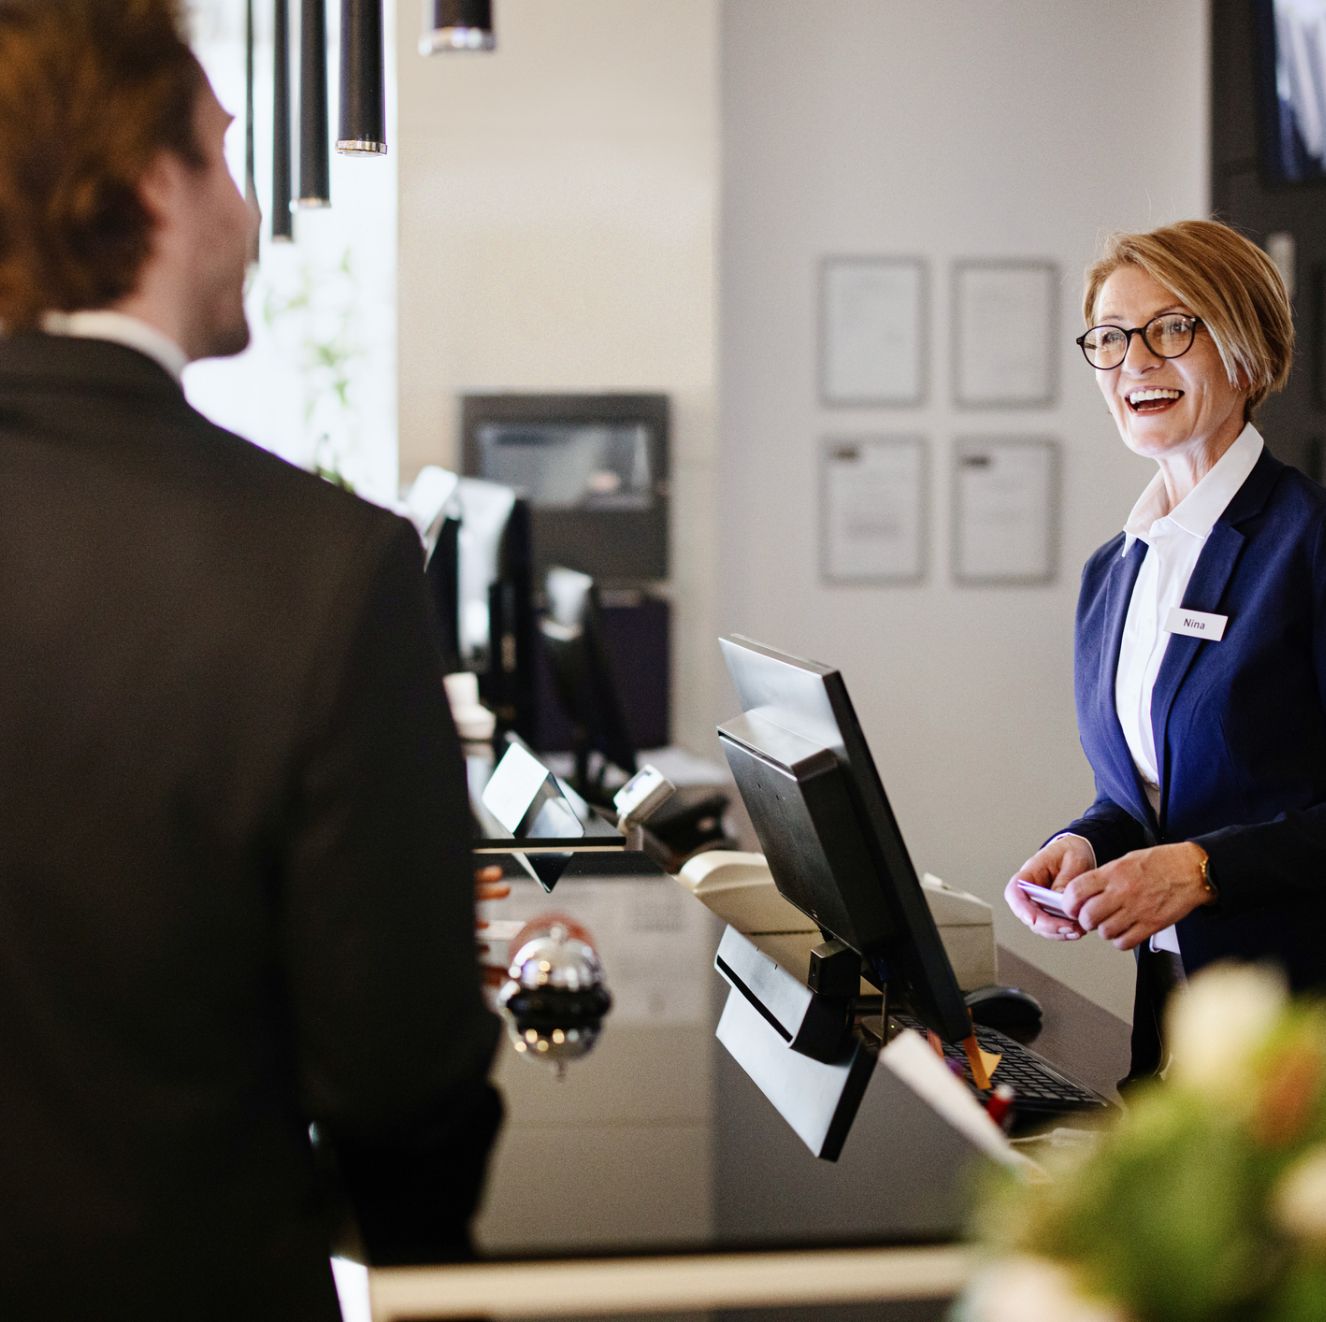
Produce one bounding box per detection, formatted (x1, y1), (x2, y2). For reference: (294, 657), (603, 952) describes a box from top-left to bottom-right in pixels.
(0, 0), (205, 330)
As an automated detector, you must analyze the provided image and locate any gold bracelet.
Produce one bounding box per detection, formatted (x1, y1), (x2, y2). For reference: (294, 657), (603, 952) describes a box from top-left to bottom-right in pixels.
(1194, 844), (1217, 903)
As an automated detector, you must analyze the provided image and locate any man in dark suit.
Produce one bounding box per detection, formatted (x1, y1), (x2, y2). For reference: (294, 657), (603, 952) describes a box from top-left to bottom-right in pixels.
(0, 2), (500, 1317)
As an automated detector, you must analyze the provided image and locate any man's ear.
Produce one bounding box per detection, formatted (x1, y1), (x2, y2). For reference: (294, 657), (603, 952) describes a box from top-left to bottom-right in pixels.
(135, 148), (186, 230)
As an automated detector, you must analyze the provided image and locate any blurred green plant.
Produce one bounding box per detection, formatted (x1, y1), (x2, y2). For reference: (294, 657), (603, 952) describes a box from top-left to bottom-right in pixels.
(958, 965), (1326, 1322)
(260, 247), (361, 491)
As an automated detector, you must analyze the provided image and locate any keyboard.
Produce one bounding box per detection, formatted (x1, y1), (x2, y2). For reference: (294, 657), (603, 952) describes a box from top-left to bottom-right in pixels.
(891, 1012), (1115, 1127)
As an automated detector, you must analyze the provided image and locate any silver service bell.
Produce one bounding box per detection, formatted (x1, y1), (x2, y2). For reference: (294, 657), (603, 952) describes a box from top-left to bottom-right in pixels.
(497, 918), (613, 1077)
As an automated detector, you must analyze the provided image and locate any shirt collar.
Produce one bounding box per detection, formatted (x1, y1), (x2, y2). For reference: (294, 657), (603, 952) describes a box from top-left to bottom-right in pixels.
(39, 310), (189, 383)
(1120, 423), (1265, 556)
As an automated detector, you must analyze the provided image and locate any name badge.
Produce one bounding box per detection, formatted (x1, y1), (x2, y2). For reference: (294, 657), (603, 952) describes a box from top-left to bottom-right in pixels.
(1165, 607), (1228, 641)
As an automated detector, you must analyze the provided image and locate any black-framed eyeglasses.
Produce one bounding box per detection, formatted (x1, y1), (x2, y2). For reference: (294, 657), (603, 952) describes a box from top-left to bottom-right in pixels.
(1075, 314), (1203, 370)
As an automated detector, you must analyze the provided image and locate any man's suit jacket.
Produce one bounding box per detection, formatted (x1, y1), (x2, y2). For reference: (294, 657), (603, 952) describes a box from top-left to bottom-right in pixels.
(0, 334), (500, 1320)
(1066, 445), (1326, 996)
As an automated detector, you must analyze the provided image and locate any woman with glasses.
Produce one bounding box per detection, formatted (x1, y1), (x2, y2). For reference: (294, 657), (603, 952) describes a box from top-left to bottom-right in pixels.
(1003, 218), (1311, 1082)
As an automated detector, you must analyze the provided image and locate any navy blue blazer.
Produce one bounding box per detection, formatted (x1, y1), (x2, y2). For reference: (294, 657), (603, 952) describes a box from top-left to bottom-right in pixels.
(1065, 446), (1326, 992)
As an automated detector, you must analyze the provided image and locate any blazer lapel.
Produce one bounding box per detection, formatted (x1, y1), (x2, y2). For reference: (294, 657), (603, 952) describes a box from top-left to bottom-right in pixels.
(1099, 539), (1156, 827)
(1151, 523), (1244, 830)
(1149, 447), (1284, 829)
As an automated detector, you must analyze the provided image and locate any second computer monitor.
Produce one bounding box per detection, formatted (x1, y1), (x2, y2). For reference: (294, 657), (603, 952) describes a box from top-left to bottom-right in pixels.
(454, 477), (537, 742)
(540, 566), (638, 801)
(716, 635), (971, 1044)
(424, 512), (462, 675)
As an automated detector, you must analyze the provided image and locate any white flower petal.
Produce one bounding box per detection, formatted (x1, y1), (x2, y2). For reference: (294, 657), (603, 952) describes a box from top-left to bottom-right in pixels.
(1165, 963), (1287, 1094)
(1273, 1146), (1326, 1244)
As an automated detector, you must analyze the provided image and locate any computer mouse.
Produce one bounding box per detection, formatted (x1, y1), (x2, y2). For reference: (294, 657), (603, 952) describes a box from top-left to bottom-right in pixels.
(964, 984), (1044, 1037)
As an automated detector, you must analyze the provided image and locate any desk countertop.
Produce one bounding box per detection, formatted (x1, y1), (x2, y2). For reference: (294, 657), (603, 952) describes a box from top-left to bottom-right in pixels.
(470, 863), (1130, 1263)
(356, 863), (1131, 1321)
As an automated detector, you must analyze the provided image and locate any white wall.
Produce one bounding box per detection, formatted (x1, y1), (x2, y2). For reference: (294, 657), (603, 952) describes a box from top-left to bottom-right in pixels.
(188, 0), (399, 502)
(718, 0), (1210, 1018)
(396, 0), (723, 754)
(395, 0), (1211, 1017)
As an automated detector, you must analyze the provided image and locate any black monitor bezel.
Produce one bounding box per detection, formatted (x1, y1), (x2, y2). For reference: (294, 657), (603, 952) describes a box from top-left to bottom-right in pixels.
(454, 477), (538, 743)
(539, 566), (638, 800)
(717, 634), (970, 1043)
(423, 512), (462, 675)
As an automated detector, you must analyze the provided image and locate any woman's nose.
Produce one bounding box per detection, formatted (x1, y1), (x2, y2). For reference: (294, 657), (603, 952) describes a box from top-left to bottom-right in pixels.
(1121, 329), (1161, 372)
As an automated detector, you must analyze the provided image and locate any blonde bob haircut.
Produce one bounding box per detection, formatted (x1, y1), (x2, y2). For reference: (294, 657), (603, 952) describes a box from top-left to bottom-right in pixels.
(1082, 219), (1294, 423)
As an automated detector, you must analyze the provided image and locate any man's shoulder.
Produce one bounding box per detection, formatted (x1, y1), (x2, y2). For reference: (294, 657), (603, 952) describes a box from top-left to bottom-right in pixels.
(1, 329), (414, 569)
(193, 412), (378, 517)
(185, 416), (413, 570)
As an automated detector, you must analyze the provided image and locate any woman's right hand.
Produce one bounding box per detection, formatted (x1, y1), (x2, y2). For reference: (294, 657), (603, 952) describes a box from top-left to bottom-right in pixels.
(1004, 836), (1094, 941)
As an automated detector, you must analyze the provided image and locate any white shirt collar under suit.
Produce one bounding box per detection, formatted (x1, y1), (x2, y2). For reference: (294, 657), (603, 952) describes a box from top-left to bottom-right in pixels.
(41, 310), (189, 383)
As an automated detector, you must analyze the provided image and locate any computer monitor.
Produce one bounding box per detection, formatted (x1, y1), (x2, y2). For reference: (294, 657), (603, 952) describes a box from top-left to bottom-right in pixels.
(402, 465), (462, 674)
(461, 393), (669, 583)
(539, 566), (638, 802)
(454, 477), (537, 742)
(716, 635), (971, 1045)
(1256, 0), (1326, 185)
(424, 512), (461, 675)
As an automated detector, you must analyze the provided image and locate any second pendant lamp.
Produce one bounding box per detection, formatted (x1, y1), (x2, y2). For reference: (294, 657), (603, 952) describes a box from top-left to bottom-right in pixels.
(338, 0), (387, 156)
(296, 0), (330, 207)
(420, 0), (496, 54)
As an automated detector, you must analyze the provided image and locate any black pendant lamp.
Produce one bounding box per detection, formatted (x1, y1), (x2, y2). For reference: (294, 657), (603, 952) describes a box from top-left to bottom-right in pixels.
(272, 0), (294, 237)
(244, 0), (261, 259)
(420, 0), (495, 54)
(296, 0), (331, 208)
(337, 0), (386, 156)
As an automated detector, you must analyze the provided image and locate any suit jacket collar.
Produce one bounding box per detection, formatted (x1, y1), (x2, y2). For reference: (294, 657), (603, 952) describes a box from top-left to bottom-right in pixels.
(1120, 424), (1265, 555)
(1095, 446), (1285, 833)
(40, 311), (188, 383)
(0, 330), (186, 403)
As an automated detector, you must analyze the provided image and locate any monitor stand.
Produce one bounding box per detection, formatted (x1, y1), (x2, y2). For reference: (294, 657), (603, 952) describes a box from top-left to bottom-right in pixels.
(714, 927), (854, 1062)
(712, 927), (883, 1158)
(713, 926), (1021, 1165)
(715, 976), (875, 1162)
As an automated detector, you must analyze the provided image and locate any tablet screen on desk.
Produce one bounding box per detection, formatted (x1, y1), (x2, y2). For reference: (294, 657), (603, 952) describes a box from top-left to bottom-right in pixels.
(467, 746), (623, 854)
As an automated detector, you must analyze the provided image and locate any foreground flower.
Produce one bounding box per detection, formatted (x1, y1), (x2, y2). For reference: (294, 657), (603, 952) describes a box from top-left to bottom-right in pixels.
(958, 1255), (1133, 1322)
(1165, 963), (1287, 1096)
(1272, 1146), (1326, 1248)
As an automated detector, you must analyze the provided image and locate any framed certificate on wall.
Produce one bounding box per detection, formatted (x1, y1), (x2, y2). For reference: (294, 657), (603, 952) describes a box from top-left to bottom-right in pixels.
(819, 257), (927, 406)
(952, 437), (1058, 584)
(953, 260), (1058, 407)
(820, 436), (927, 584)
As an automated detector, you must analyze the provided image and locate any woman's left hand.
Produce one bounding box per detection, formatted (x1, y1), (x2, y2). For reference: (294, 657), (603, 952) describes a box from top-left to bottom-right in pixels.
(1060, 842), (1215, 950)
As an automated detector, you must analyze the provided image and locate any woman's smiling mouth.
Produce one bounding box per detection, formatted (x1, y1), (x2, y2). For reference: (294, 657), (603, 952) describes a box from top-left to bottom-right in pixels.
(1127, 388), (1184, 414)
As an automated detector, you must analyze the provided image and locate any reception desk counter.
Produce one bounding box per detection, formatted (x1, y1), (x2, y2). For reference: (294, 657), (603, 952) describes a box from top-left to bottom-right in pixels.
(364, 858), (1129, 1321)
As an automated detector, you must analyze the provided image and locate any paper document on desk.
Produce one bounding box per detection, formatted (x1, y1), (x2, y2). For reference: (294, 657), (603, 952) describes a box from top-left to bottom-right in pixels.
(881, 1030), (1036, 1174)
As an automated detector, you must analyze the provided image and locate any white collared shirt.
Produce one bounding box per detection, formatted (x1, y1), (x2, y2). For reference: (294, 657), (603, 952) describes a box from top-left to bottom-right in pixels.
(40, 310), (189, 383)
(1115, 422), (1263, 953)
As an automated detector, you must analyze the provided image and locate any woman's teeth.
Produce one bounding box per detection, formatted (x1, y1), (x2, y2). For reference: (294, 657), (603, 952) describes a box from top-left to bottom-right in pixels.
(1127, 388), (1183, 412)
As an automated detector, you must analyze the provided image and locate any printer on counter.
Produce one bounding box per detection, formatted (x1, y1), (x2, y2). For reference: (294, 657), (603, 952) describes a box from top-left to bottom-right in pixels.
(675, 850), (998, 994)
